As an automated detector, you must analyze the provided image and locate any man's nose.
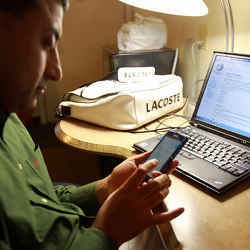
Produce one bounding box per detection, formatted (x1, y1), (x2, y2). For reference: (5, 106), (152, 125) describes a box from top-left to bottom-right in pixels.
(46, 47), (63, 81)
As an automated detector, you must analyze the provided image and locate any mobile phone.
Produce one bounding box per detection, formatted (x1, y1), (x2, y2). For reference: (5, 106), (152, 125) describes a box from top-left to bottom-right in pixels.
(143, 130), (188, 181)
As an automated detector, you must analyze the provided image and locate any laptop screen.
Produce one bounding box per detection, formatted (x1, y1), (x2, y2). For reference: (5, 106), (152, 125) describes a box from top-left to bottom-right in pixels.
(193, 52), (250, 139)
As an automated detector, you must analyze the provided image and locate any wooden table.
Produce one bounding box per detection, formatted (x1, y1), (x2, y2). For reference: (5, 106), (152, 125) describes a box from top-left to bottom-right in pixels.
(55, 115), (250, 250)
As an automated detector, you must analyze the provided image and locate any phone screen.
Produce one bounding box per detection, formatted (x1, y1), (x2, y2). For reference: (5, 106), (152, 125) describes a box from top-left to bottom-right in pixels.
(145, 132), (187, 178)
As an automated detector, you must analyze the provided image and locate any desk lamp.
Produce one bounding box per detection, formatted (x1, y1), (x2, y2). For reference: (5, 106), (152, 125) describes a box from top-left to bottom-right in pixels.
(119, 0), (208, 16)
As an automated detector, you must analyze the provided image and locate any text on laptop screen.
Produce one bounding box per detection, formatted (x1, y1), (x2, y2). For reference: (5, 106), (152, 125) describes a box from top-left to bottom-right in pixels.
(195, 54), (250, 138)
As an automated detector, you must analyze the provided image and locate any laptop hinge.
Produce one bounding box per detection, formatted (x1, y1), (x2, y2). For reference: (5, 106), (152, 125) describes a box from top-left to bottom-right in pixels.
(190, 121), (198, 127)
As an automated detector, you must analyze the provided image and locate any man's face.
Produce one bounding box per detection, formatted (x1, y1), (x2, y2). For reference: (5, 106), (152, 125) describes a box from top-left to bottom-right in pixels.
(0, 0), (64, 112)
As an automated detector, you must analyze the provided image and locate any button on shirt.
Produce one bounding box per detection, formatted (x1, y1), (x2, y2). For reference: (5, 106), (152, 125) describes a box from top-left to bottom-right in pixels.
(0, 109), (117, 250)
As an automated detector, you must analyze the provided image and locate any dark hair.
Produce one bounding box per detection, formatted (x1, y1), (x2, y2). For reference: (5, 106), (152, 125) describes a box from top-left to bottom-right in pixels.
(0, 0), (69, 13)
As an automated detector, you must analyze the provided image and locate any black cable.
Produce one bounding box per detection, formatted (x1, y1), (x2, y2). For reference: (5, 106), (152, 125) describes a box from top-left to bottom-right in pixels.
(129, 126), (186, 134)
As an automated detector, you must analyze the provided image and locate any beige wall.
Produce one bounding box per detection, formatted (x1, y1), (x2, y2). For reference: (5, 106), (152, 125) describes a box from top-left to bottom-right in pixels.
(60, 0), (125, 91)
(39, 0), (250, 122)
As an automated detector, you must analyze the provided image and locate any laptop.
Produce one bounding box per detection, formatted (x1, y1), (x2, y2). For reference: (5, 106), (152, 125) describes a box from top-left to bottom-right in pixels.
(133, 51), (250, 194)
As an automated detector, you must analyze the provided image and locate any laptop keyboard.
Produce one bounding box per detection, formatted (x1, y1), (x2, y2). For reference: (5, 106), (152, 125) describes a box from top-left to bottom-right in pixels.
(180, 127), (249, 177)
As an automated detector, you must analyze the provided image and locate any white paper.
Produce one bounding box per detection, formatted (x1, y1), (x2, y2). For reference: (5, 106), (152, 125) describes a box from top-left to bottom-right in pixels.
(119, 225), (168, 250)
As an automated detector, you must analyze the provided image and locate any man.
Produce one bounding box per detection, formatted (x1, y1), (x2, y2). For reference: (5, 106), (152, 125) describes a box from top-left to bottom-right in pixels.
(0, 0), (184, 249)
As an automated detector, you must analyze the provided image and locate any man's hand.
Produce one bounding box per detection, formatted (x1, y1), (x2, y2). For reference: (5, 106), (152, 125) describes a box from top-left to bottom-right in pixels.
(93, 158), (184, 246)
(97, 152), (151, 205)
(150, 160), (179, 214)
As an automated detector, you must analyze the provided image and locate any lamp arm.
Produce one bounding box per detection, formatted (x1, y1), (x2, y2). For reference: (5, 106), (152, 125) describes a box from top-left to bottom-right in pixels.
(220, 0), (235, 52)
(220, 0), (229, 52)
(225, 0), (235, 52)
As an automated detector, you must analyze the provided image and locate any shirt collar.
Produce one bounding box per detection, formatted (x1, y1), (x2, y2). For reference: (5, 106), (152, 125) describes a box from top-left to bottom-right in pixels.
(0, 107), (10, 138)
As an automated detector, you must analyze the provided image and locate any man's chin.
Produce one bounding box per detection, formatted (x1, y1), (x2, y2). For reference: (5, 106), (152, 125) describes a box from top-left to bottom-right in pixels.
(32, 98), (38, 109)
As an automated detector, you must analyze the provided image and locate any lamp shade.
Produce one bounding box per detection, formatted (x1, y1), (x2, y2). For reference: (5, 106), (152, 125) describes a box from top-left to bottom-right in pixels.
(119, 0), (208, 16)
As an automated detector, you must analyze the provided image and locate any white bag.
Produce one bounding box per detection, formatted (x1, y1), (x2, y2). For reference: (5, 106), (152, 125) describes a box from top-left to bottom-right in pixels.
(57, 75), (183, 131)
(117, 13), (167, 52)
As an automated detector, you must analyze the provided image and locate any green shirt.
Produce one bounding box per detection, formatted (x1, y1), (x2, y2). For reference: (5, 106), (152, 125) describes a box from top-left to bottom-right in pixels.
(0, 110), (117, 250)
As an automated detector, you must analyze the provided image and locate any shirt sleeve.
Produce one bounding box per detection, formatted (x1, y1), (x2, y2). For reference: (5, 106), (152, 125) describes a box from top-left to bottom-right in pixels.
(0, 216), (12, 250)
(70, 227), (118, 250)
(0, 241), (12, 250)
(54, 183), (119, 250)
(54, 181), (100, 216)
